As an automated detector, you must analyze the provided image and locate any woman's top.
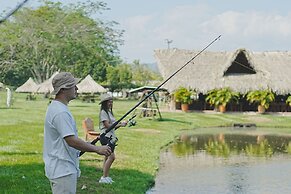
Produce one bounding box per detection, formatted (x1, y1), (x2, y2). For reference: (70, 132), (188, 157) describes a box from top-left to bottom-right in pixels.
(99, 109), (116, 138)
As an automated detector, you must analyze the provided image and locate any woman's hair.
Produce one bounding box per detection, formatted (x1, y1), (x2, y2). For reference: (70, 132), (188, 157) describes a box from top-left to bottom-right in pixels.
(100, 100), (113, 116)
(99, 100), (114, 129)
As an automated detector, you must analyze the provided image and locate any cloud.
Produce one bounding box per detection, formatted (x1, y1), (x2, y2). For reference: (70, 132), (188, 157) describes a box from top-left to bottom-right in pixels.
(120, 4), (212, 62)
(119, 5), (291, 62)
(154, 5), (211, 41)
(203, 11), (291, 37)
(201, 10), (291, 51)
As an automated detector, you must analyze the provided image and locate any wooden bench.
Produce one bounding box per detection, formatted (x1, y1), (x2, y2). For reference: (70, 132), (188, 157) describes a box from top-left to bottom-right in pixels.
(82, 118), (100, 141)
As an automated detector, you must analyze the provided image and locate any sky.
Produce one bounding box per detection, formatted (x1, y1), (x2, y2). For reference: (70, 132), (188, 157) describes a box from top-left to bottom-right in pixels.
(1, 0), (291, 63)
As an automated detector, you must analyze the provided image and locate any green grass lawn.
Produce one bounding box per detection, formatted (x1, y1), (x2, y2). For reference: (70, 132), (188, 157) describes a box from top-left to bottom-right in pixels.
(1, 91), (291, 193)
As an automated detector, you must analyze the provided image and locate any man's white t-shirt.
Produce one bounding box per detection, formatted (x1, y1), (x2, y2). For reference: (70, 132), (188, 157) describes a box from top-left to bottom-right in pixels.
(43, 100), (80, 179)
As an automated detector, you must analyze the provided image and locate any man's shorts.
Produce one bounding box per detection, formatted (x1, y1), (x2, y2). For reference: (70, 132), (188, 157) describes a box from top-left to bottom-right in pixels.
(50, 173), (77, 194)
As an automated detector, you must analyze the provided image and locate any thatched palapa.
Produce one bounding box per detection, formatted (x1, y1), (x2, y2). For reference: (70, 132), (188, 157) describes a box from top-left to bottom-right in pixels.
(37, 72), (59, 93)
(77, 75), (106, 94)
(15, 77), (39, 93)
(154, 48), (291, 95)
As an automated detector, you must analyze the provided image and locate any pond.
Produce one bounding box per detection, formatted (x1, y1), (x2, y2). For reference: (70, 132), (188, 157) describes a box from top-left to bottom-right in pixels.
(147, 131), (291, 194)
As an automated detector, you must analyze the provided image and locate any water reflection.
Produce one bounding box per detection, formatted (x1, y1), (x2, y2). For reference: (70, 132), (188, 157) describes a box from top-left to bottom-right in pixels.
(172, 133), (291, 157)
(148, 133), (291, 194)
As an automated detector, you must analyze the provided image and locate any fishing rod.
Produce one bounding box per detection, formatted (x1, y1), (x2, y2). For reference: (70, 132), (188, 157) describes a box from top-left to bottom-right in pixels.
(79, 35), (221, 156)
(0, 0), (29, 24)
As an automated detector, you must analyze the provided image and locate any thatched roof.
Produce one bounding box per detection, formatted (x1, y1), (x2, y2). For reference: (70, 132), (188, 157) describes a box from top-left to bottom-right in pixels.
(77, 75), (106, 94)
(154, 48), (291, 95)
(37, 72), (59, 93)
(15, 77), (39, 93)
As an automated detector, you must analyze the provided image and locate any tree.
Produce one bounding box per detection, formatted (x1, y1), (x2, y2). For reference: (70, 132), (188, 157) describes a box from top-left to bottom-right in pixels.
(105, 60), (163, 92)
(0, 1), (123, 86)
(118, 63), (133, 89)
(131, 60), (162, 86)
(106, 63), (133, 92)
(106, 65), (120, 92)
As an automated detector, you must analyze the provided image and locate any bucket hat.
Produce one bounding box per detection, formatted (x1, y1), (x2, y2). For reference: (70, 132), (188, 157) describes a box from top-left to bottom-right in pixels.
(99, 93), (113, 104)
(51, 72), (80, 95)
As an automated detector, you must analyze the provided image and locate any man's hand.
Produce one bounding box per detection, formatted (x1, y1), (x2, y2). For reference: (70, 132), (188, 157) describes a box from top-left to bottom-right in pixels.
(96, 145), (112, 156)
(64, 135), (112, 156)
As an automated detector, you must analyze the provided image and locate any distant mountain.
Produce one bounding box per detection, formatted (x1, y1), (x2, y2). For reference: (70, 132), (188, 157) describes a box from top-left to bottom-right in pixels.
(144, 62), (160, 73)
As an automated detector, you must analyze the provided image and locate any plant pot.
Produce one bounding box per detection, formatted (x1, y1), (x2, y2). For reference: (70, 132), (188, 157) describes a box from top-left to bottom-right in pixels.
(181, 104), (189, 112)
(219, 105), (226, 113)
(258, 105), (265, 114)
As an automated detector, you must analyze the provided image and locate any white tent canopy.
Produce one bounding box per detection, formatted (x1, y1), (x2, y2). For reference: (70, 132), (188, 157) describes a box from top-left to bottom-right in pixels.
(77, 75), (106, 94)
(16, 77), (39, 93)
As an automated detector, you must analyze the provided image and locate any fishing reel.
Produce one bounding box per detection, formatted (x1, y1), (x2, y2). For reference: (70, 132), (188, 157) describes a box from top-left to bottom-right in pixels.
(100, 133), (118, 152)
(107, 136), (118, 151)
(128, 119), (136, 127)
(127, 114), (137, 127)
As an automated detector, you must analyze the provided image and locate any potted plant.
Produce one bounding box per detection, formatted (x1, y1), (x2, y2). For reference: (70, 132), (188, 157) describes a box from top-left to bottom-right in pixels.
(286, 96), (291, 107)
(205, 88), (239, 113)
(246, 89), (275, 113)
(174, 87), (193, 112)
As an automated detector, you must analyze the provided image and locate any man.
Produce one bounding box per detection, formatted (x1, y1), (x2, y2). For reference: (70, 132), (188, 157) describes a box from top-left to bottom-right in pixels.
(43, 72), (111, 194)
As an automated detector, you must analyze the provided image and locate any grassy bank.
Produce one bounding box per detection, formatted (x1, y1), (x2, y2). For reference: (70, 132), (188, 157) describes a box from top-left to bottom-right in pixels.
(1, 91), (291, 193)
